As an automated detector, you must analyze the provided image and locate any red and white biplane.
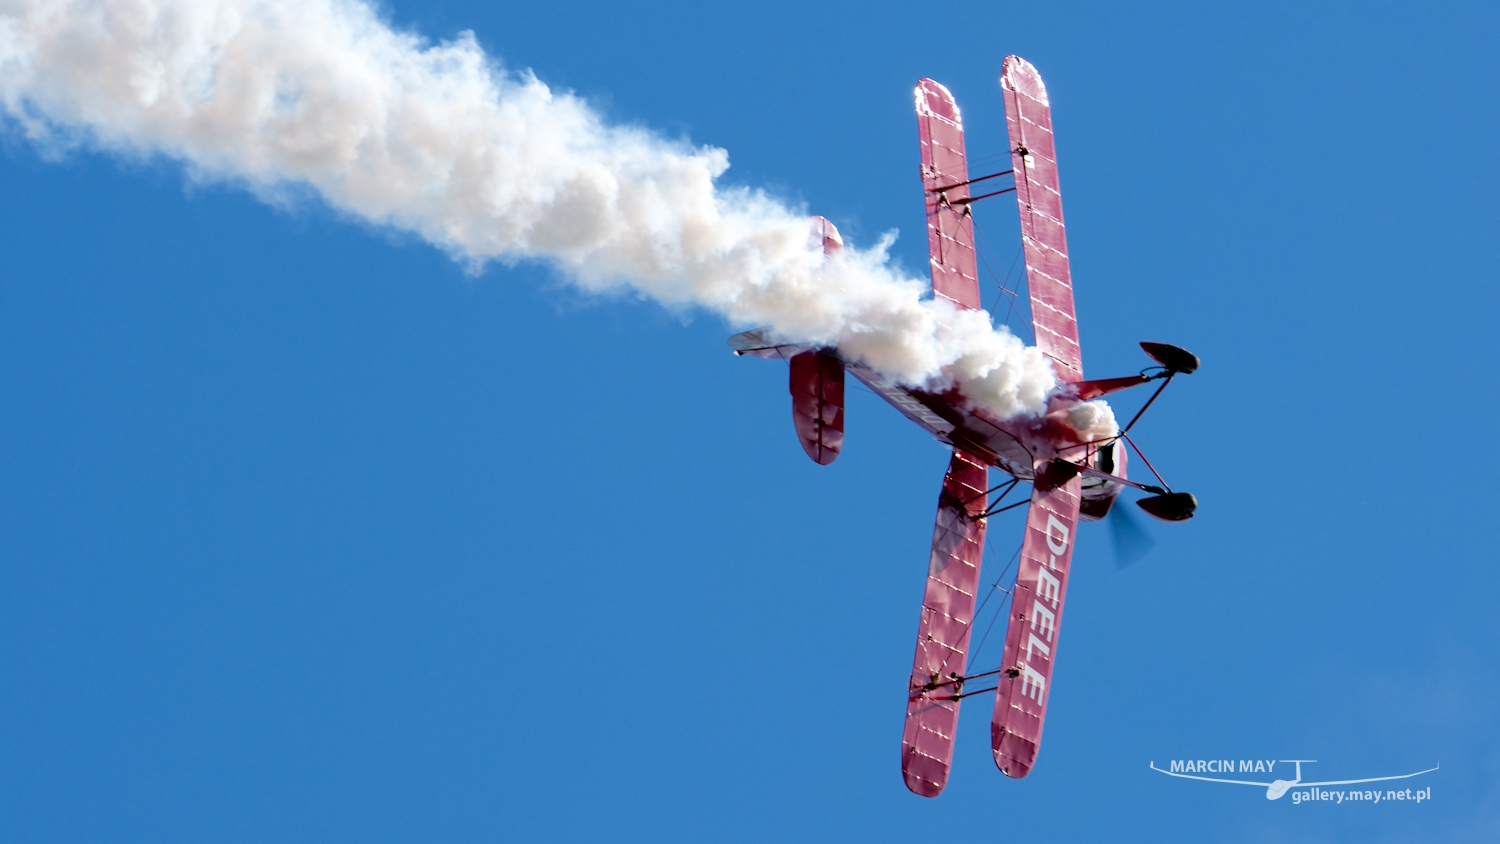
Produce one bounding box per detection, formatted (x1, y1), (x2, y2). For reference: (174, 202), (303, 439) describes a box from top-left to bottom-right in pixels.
(731, 56), (1198, 795)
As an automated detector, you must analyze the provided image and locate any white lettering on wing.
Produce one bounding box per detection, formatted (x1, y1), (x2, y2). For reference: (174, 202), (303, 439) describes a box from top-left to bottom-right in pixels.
(1025, 632), (1051, 661)
(1030, 601), (1056, 641)
(1036, 567), (1061, 605)
(1020, 663), (1047, 703)
(1046, 514), (1070, 555)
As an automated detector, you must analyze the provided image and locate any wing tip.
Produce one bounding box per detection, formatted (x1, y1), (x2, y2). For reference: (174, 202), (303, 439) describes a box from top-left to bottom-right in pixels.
(915, 78), (961, 122)
(902, 774), (946, 798)
(993, 748), (1036, 779)
(1000, 55), (1049, 106)
(902, 744), (951, 797)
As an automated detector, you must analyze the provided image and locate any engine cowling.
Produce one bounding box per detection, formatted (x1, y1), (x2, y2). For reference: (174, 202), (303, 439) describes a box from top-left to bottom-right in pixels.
(1078, 440), (1125, 521)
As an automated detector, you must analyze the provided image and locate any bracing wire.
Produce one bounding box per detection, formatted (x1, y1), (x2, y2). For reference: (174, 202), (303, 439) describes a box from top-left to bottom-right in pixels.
(970, 540), (1020, 667)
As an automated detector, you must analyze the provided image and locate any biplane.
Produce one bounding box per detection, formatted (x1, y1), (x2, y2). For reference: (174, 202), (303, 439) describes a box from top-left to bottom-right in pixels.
(731, 56), (1198, 796)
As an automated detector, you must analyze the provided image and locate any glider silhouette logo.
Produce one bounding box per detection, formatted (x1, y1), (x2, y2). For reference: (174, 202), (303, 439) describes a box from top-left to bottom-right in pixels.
(1150, 759), (1438, 803)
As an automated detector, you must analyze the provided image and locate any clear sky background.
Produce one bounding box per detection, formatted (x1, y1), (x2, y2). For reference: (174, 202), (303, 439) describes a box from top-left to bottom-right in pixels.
(2, 1), (1497, 841)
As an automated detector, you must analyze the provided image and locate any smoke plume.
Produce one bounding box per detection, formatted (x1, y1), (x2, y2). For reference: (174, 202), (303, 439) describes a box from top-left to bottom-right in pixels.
(0, 0), (1116, 439)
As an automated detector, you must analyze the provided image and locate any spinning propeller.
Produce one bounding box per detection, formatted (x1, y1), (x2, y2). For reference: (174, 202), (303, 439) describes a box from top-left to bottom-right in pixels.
(1108, 500), (1156, 568)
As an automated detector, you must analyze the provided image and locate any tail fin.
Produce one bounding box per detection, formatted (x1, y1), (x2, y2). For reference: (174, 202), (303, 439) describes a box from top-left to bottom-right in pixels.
(789, 350), (844, 465)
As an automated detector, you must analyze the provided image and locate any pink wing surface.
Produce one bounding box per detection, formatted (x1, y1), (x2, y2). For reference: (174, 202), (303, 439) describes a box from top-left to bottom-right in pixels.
(990, 472), (1082, 778)
(916, 79), (981, 310)
(902, 450), (988, 797)
(789, 350), (844, 465)
(1001, 56), (1083, 381)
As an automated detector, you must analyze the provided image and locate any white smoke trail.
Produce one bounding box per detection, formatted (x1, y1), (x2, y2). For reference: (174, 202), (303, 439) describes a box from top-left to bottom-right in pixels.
(0, 0), (1116, 438)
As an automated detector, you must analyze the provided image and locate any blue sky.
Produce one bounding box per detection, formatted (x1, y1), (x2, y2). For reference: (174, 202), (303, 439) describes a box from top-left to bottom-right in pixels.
(2, 1), (1498, 841)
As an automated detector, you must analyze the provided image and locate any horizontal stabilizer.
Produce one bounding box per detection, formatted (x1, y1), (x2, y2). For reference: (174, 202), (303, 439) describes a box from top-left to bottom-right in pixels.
(727, 328), (809, 359)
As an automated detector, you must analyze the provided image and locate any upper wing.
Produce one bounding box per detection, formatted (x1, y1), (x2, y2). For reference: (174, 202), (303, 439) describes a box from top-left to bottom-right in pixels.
(990, 469), (1082, 778)
(916, 79), (981, 311)
(1001, 56), (1083, 381)
(902, 450), (988, 797)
